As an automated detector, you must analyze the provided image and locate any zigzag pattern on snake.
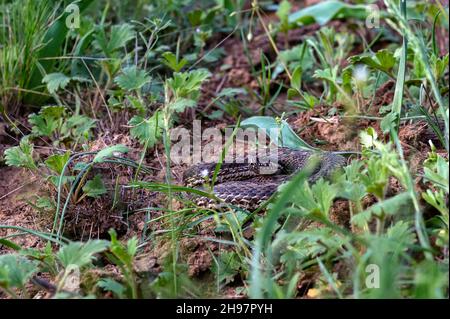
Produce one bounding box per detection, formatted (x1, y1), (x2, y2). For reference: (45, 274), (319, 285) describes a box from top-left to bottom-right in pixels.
(183, 147), (346, 210)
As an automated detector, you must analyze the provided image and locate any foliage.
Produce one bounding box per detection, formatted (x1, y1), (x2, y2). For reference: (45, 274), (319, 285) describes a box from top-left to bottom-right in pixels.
(0, 0), (448, 301)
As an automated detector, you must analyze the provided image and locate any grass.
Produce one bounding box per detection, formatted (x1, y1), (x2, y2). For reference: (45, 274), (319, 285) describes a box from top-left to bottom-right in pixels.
(0, 0), (448, 299)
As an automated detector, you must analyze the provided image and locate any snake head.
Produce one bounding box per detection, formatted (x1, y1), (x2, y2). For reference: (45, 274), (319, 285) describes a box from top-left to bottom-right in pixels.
(183, 163), (216, 187)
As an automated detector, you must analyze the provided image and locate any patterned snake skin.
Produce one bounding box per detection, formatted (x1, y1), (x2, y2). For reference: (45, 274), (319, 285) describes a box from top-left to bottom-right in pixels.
(183, 147), (346, 209)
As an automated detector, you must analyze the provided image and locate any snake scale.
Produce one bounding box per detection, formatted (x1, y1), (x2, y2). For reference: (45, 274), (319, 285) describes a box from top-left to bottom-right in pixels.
(183, 147), (346, 210)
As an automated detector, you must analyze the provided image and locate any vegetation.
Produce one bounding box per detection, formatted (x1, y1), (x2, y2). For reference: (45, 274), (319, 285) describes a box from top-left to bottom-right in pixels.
(0, 0), (448, 299)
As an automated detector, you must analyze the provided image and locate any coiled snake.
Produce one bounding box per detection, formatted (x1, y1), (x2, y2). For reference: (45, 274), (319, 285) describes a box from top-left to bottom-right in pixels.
(183, 147), (346, 210)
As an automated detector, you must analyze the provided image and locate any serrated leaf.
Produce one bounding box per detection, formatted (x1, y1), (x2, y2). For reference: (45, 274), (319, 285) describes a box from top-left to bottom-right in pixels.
(167, 69), (211, 99)
(66, 115), (97, 138)
(114, 66), (151, 91)
(42, 73), (71, 94)
(108, 229), (137, 267)
(40, 105), (66, 118)
(57, 240), (110, 268)
(4, 137), (37, 170)
(82, 175), (107, 198)
(97, 278), (126, 298)
(351, 193), (411, 227)
(95, 23), (135, 56)
(28, 105), (66, 137)
(0, 254), (38, 289)
(93, 145), (129, 163)
(211, 251), (241, 285)
(170, 98), (196, 113)
(128, 112), (163, 147)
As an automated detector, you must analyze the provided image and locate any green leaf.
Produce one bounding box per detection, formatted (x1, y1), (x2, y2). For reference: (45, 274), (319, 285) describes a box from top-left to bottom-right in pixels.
(28, 105), (66, 137)
(217, 88), (247, 98)
(29, 113), (58, 137)
(4, 137), (37, 170)
(359, 127), (378, 148)
(288, 0), (369, 26)
(414, 260), (448, 299)
(93, 145), (129, 163)
(45, 151), (71, 174)
(161, 52), (188, 72)
(187, 9), (203, 26)
(423, 155), (449, 193)
(108, 229), (137, 267)
(41, 105), (66, 118)
(277, 0), (292, 28)
(390, 0), (407, 133)
(66, 115), (97, 138)
(167, 69), (211, 99)
(25, 0), (95, 95)
(114, 66), (151, 91)
(170, 98), (196, 113)
(289, 179), (338, 219)
(82, 175), (107, 198)
(290, 66), (302, 92)
(351, 193), (411, 227)
(211, 252), (242, 285)
(57, 240), (110, 268)
(375, 49), (396, 71)
(349, 49), (396, 75)
(96, 23), (135, 56)
(0, 254), (39, 289)
(126, 95), (145, 113)
(241, 116), (315, 150)
(97, 278), (126, 298)
(128, 111), (163, 147)
(42, 73), (71, 94)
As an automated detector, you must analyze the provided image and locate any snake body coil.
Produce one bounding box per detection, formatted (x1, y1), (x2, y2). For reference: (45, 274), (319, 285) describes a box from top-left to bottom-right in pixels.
(183, 147), (346, 209)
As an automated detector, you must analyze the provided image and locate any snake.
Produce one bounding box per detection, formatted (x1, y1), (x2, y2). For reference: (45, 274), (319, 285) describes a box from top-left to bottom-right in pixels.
(183, 147), (346, 210)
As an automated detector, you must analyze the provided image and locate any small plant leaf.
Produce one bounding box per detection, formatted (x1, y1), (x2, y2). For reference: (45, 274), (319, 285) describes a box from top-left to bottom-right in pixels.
(45, 151), (71, 174)
(288, 0), (368, 26)
(57, 240), (110, 268)
(4, 137), (37, 170)
(161, 52), (188, 72)
(82, 175), (107, 198)
(129, 111), (163, 147)
(114, 66), (151, 91)
(0, 255), (38, 290)
(241, 116), (315, 150)
(97, 278), (126, 298)
(42, 73), (71, 94)
(93, 145), (129, 163)
(290, 66), (302, 92)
